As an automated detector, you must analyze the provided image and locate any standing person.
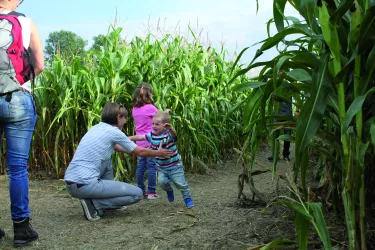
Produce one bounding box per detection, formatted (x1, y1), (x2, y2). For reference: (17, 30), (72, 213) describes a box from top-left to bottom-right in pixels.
(268, 100), (292, 161)
(0, 0), (44, 247)
(132, 83), (160, 199)
(64, 103), (173, 222)
(129, 111), (195, 208)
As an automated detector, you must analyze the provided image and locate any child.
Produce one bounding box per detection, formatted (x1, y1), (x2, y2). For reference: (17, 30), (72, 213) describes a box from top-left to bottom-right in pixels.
(132, 83), (160, 199)
(129, 111), (195, 208)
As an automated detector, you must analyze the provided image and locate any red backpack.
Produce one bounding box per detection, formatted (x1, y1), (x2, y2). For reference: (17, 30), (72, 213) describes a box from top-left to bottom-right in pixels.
(0, 11), (33, 94)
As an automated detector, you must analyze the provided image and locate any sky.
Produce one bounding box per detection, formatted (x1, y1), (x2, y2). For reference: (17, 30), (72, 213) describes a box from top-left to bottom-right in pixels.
(18, 0), (300, 72)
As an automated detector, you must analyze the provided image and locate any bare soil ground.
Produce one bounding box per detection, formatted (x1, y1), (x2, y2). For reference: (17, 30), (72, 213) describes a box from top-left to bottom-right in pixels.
(0, 149), (345, 250)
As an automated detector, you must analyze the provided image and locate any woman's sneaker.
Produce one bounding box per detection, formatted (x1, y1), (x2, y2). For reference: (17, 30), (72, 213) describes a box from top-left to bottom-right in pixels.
(80, 199), (101, 221)
(147, 192), (160, 200)
(184, 198), (195, 208)
(166, 190), (174, 202)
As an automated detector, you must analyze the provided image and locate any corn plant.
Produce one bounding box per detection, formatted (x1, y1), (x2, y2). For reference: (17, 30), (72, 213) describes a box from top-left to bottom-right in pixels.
(230, 0), (375, 249)
(30, 26), (248, 181)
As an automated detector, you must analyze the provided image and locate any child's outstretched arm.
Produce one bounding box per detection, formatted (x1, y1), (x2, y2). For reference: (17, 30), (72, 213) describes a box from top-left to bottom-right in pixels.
(128, 135), (146, 141)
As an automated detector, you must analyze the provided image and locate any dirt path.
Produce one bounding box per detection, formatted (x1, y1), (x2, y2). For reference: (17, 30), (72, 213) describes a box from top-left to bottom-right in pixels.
(0, 150), (295, 250)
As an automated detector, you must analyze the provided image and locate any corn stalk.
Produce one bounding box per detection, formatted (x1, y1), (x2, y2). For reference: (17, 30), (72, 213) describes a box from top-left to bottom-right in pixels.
(230, 0), (375, 249)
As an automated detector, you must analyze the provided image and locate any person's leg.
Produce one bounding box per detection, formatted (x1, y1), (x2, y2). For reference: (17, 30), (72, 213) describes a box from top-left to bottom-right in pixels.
(2, 92), (38, 246)
(157, 167), (174, 201)
(157, 167), (173, 192)
(146, 157), (157, 193)
(283, 129), (291, 160)
(136, 156), (147, 193)
(66, 179), (143, 212)
(168, 163), (192, 201)
(268, 129), (280, 161)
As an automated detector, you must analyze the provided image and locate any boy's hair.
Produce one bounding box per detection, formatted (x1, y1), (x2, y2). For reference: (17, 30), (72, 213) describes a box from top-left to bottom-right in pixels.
(153, 111), (170, 123)
(133, 83), (153, 107)
(101, 102), (128, 125)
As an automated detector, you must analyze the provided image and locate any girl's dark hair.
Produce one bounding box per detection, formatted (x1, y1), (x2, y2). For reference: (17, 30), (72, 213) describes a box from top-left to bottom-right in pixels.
(101, 102), (128, 125)
(132, 83), (153, 107)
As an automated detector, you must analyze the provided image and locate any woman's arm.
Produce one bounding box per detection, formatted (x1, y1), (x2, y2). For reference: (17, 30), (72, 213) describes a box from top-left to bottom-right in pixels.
(130, 146), (173, 157)
(128, 135), (146, 141)
(29, 20), (44, 76)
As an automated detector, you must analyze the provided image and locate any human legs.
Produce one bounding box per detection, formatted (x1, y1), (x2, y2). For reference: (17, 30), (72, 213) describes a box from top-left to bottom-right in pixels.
(283, 129), (291, 160)
(158, 167), (175, 201)
(268, 129), (280, 161)
(136, 156), (147, 193)
(158, 167), (173, 193)
(158, 163), (193, 207)
(167, 163), (192, 200)
(146, 157), (157, 193)
(66, 160), (143, 217)
(0, 92), (38, 246)
(67, 180), (143, 213)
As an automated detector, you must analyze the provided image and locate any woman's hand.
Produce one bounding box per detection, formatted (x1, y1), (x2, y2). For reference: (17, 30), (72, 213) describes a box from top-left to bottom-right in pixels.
(157, 142), (173, 157)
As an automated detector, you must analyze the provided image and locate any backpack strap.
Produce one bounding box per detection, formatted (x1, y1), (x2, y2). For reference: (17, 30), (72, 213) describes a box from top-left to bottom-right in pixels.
(0, 11), (35, 96)
(5, 11), (26, 17)
(9, 12), (35, 84)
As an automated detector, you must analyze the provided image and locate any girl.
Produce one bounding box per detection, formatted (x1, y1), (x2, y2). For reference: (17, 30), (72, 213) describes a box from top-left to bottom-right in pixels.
(132, 83), (160, 199)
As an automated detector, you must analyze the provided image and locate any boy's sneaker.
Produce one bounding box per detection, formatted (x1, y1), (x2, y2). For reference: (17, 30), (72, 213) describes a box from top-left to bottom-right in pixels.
(184, 198), (195, 208)
(166, 190), (174, 202)
(147, 192), (160, 200)
(80, 199), (101, 221)
(283, 156), (290, 161)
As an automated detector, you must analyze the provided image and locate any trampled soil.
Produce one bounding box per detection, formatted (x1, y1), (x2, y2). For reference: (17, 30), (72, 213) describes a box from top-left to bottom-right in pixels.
(0, 149), (346, 250)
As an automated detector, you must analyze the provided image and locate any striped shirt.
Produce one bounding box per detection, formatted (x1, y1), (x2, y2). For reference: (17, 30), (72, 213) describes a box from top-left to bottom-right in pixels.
(145, 130), (180, 167)
(64, 122), (137, 184)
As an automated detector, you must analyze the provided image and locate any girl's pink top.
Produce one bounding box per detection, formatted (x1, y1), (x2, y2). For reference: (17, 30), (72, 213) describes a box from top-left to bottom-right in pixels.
(132, 104), (158, 148)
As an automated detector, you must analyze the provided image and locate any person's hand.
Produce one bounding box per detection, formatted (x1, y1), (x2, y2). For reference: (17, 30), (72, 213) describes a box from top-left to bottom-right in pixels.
(295, 110), (300, 118)
(163, 123), (172, 130)
(157, 142), (173, 157)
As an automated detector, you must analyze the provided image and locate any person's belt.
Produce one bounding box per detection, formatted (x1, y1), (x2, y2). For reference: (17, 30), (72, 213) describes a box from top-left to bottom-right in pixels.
(0, 88), (31, 102)
(65, 181), (85, 188)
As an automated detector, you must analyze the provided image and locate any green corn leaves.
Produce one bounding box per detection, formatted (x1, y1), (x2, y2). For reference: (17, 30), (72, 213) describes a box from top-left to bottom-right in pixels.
(32, 27), (249, 178)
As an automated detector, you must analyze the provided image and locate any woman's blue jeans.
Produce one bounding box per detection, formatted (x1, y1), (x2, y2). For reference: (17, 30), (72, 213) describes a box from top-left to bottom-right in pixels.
(136, 156), (157, 192)
(0, 91), (36, 220)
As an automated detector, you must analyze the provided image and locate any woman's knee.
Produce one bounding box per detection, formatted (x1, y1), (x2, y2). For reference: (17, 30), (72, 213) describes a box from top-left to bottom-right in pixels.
(133, 187), (144, 201)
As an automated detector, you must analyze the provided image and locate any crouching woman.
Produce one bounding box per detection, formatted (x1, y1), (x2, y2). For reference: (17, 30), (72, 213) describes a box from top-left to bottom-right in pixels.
(64, 102), (173, 221)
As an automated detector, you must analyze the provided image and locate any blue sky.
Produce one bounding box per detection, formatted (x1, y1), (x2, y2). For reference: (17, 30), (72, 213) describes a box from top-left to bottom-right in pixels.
(18, 0), (299, 73)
